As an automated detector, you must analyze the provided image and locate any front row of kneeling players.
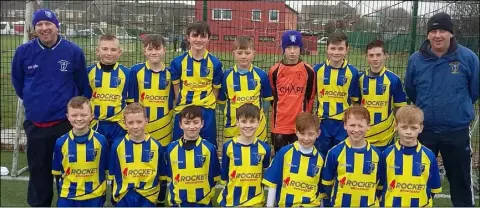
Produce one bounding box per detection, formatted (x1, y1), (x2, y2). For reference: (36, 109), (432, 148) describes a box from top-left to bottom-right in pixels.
(52, 96), (441, 207)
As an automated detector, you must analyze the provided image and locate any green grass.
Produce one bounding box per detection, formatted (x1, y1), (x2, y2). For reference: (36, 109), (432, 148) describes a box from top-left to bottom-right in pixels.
(2, 151), (478, 207)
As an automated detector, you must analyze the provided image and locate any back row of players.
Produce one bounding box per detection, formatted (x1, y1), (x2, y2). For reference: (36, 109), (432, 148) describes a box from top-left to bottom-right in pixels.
(48, 21), (441, 207)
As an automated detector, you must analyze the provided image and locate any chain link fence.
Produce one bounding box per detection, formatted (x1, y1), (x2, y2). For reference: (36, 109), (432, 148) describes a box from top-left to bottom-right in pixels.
(1, 1), (478, 193)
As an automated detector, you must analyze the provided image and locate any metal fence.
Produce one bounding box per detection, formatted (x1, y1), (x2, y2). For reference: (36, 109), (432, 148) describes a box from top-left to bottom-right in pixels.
(1, 0), (479, 176)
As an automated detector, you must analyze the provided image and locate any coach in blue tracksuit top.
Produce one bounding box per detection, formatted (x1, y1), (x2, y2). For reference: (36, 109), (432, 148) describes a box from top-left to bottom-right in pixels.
(405, 12), (479, 207)
(10, 9), (87, 207)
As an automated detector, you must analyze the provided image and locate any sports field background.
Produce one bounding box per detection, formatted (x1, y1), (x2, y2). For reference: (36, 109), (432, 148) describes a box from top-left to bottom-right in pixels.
(1, 0), (479, 206)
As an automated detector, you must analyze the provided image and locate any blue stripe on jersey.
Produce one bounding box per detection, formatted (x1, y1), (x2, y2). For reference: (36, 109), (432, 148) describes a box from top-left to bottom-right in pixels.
(286, 194), (294, 207)
(226, 100), (232, 127)
(247, 73), (255, 90)
(187, 59), (194, 77)
(395, 149), (403, 175)
(411, 198), (419, 207)
(68, 182), (77, 198)
(290, 150), (301, 174)
(125, 141), (134, 163)
(127, 183), (135, 190)
(247, 186), (256, 201)
(178, 148), (186, 169)
(195, 188), (204, 202)
(194, 144), (203, 168)
(336, 103), (343, 114)
(393, 197), (401, 206)
(413, 152), (422, 176)
(68, 139), (77, 162)
(110, 68), (119, 88)
(200, 91), (207, 100)
(374, 112), (382, 125)
(341, 193), (352, 207)
(141, 141), (151, 162)
(363, 76), (369, 95)
(185, 91), (194, 104)
(157, 107), (165, 119)
(324, 67), (331, 85)
(234, 187), (241, 205)
(233, 145), (242, 166)
(375, 75), (384, 95)
(95, 69), (103, 88)
(139, 181), (146, 189)
(362, 149), (372, 174)
(94, 106), (100, 119)
(144, 70), (152, 89)
(159, 72), (167, 89)
(179, 189), (187, 201)
(337, 68), (346, 86)
(85, 181), (93, 194)
(86, 140), (95, 162)
(307, 156), (318, 177)
(360, 196), (368, 206)
(346, 148), (355, 173)
(145, 107), (151, 119)
(323, 101), (330, 117)
(200, 60), (208, 77)
(233, 74), (241, 91)
(107, 106), (115, 118)
(250, 144), (258, 166)
(302, 196), (310, 204)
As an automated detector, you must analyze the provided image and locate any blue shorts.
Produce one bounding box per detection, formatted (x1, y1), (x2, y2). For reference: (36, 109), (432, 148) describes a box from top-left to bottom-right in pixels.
(172, 107), (217, 147)
(315, 119), (348, 156)
(93, 121), (127, 147)
(57, 196), (105, 207)
(115, 190), (155, 207)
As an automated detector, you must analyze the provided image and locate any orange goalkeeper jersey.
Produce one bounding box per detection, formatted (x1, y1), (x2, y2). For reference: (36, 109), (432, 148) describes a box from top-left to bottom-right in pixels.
(268, 59), (316, 134)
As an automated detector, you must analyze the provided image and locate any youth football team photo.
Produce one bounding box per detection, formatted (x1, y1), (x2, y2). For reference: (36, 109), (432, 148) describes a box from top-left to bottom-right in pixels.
(6, 5), (479, 208)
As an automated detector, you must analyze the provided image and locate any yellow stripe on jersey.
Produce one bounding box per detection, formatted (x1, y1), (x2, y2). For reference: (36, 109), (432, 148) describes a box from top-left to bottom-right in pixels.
(315, 59), (360, 121)
(360, 67), (407, 147)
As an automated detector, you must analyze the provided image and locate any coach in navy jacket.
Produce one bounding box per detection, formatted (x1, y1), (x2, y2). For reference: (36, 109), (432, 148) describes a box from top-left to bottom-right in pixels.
(405, 12), (479, 207)
(10, 9), (87, 207)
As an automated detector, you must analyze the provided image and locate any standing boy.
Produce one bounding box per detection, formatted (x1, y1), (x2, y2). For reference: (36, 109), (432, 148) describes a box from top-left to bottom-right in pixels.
(85, 34), (130, 147)
(268, 30), (316, 152)
(109, 103), (165, 207)
(321, 106), (383, 207)
(217, 103), (271, 206)
(313, 32), (361, 156)
(380, 105), (441, 207)
(263, 112), (324, 207)
(170, 21), (224, 147)
(219, 36), (273, 141)
(52, 96), (108, 207)
(359, 40), (407, 151)
(165, 105), (221, 206)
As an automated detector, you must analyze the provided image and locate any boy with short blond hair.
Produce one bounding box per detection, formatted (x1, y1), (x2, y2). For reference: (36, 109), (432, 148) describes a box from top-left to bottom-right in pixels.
(165, 105), (221, 206)
(380, 105), (441, 207)
(321, 106), (383, 207)
(263, 112), (324, 207)
(313, 32), (361, 156)
(109, 103), (165, 207)
(85, 34), (130, 147)
(52, 96), (108, 207)
(218, 103), (271, 206)
(268, 30), (316, 152)
(219, 36), (273, 142)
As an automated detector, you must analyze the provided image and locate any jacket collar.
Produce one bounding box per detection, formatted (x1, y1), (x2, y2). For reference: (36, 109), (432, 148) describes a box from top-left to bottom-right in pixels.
(419, 37), (458, 59)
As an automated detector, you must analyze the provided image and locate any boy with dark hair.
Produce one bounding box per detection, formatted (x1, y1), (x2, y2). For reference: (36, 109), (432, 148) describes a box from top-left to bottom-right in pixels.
(170, 21), (224, 147)
(218, 103), (271, 206)
(263, 112), (324, 207)
(313, 31), (361, 156)
(85, 34), (130, 147)
(321, 106), (383, 207)
(165, 105), (221, 206)
(360, 39), (407, 151)
(380, 105), (441, 207)
(268, 30), (316, 152)
(109, 103), (165, 207)
(219, 36), (273, 142)
(53, 96), (108, 207)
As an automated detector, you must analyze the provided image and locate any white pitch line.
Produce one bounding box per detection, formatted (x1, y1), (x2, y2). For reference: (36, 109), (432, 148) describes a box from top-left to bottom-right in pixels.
(2, 176), (478, 200)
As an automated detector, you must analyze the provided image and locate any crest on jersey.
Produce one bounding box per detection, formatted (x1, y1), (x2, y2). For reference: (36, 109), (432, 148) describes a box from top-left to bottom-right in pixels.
(164, 79), (170, 86)
(149, 151), (155, 161)
(381, 84), (388, 94)
(311, 164), (321, 175)
(366, 161), (377, 174)
(197, 154), (207, 167)
(289, 35), (296, 43)
(340, 76), (348, 86)
(416, 162), (426, 174)
(202, 66), (211, 75)
(253, 153), (263, 164)
(249, 79), (258, 88)
(92, 149), (98, 159)
(115, 77), (122, 87)
(449, 61), (460, 74)
(58, 60), (70, 72)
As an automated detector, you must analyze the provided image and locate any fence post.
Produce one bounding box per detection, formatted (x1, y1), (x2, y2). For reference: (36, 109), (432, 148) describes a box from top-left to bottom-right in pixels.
(409, 0), (419, 55)
(203, 0), (207, 21)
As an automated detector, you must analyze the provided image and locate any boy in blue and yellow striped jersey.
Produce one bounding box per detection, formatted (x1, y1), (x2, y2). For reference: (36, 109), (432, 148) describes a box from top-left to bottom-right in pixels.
(321, 106), (383, 207)
(52, 96), (108, 207)
(85, 34), (130, 147)
(313, 32), (361, 156)
(109, 103), (165, 207)
(128, 34), (173, 207)
(218, 36), (273, 142)
(380, 105), (441, 207)
(360, 40), (407, 151)
(165, 105), (221, 206)
(170, 21), (224, 147)
(263, 112), (325, 207)
(217, 103), (271, 206)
